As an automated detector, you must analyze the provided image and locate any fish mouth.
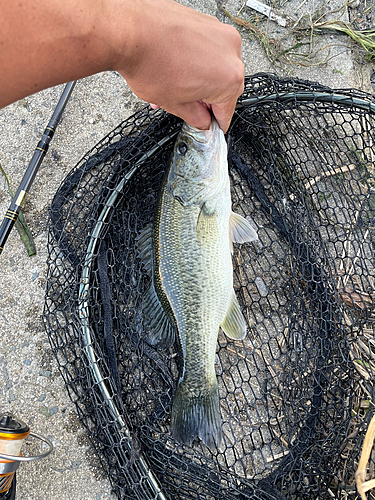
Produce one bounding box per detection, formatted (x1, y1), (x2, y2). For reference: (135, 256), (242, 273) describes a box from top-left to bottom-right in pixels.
(182, 120), (220, 144)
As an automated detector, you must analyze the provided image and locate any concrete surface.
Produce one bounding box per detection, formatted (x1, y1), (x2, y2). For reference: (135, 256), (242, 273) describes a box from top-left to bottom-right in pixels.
(0, 0), (373, 498)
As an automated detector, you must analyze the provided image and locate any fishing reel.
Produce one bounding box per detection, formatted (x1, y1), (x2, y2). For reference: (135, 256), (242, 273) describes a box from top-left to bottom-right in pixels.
(0, 414), (53, 499)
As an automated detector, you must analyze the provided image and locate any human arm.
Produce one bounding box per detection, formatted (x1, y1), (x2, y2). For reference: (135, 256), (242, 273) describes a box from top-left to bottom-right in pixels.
(0, 0), (244, 132)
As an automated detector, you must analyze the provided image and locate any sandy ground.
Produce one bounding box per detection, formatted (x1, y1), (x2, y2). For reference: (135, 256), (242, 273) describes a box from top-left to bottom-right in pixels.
(0, 0), (374, 498)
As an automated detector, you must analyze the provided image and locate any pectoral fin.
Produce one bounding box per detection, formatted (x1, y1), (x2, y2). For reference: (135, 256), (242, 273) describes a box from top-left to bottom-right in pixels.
(220, 292), (247, 340)
(197, 204), (218, 239)
(230, 212), (258, 244)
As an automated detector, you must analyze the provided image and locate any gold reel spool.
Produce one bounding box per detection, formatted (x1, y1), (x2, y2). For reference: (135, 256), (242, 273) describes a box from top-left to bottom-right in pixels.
(0, 414), (53, 497)
(0, 415), (30, 494)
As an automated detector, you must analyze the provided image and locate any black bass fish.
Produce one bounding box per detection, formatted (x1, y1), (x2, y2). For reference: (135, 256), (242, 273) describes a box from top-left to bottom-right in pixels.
(137, 119), (257, 449)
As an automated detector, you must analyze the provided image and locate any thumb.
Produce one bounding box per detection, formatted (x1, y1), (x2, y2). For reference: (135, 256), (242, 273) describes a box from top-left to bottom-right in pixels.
(211, 97), (238, 134)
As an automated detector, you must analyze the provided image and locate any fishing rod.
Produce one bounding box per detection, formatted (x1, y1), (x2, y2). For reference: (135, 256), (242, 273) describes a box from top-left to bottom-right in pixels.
(0, 80), (77, 255)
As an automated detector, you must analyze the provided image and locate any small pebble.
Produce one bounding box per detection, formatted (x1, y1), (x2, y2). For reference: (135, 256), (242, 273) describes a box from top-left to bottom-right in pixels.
(49, 406), (59, 416)
(31, 266), (39, 281)
(69, 460), (82, 470)
(23, 359), (32, 366)
(51, 149), (60, 162)
(255, 276), (268, 297)
(39, 369), (52, 377)
(39, 406), (49, 418)
(37, 393), (47, 402)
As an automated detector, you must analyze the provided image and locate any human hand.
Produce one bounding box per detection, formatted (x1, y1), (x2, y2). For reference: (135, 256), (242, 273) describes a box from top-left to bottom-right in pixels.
(0, 0), (243, 131)
(113, 0), (244, 132)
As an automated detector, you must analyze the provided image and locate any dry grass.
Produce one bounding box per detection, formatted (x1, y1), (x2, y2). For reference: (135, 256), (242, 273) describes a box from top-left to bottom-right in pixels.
(357, 415), (375, 500)
(336, 228), (375, 498)
(223, 1), (375, 70)
(0, 161), (36, 256)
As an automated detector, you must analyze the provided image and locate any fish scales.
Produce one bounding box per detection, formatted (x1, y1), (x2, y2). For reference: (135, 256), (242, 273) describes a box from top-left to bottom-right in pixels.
(138, 119), (258, 449)
(159, 185), (233, 383)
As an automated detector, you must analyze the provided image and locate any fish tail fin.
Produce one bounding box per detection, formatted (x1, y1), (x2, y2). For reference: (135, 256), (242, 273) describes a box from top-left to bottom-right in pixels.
(171, 377), (222, 450)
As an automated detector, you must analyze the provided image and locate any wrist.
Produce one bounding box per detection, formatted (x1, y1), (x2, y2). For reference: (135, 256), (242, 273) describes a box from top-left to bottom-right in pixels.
(93, 0), (137, 73)
(106, 0), (148, 76)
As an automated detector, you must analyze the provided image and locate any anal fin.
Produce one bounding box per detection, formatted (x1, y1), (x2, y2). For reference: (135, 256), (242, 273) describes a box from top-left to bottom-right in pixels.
(136, 224), (153, 275)
(143, 281), (176, 349)
(137, 224), (176, 348)
(230, 212), (258, 244)
(220, 292), (247, 340)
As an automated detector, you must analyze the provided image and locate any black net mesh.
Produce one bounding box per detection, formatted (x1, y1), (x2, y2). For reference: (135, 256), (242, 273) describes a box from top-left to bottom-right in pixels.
(44, 73), (375, 499)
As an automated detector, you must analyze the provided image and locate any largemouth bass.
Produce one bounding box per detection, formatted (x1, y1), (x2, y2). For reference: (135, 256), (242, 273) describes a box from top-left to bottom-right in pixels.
(137, 119), (257, 449)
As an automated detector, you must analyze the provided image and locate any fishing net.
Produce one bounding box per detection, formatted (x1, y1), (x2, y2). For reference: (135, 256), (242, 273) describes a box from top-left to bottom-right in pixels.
(43, 73), (375, 499)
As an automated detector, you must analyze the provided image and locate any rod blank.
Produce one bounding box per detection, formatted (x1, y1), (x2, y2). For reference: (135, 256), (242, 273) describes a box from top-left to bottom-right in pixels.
(0, 81), (76, 255)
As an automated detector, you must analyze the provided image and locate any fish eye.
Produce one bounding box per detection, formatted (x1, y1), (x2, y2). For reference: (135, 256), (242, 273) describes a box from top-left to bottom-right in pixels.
(178, 142), (188, 155)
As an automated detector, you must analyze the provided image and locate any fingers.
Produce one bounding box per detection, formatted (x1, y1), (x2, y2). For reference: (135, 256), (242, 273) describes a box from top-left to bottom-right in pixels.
(149, 71), (244, 133)
(150, 93), (241, 133)
(167, 101), (212, 130)
(151, 44), (244, 133)
(129, 0), (246, 133)
(149, 100), (212, 130)
(179, 69), (244, 133)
